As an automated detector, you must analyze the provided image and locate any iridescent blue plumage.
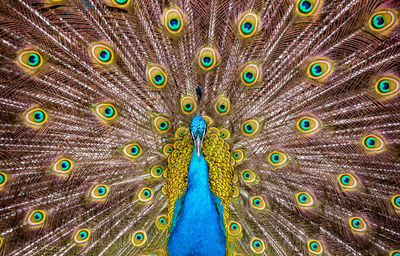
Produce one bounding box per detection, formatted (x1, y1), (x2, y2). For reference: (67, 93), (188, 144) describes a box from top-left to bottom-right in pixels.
(168, 116), (226, 256)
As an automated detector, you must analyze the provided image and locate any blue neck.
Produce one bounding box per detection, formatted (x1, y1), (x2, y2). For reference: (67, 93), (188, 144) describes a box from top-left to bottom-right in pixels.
(168, 145), (226, 256)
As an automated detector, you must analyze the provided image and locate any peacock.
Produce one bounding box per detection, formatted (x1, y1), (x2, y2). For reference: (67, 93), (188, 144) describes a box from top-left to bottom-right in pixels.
(0, 0), (400, 255)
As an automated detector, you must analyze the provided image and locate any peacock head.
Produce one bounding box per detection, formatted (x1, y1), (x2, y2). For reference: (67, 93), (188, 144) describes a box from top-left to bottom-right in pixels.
(190, 115), (207, 156)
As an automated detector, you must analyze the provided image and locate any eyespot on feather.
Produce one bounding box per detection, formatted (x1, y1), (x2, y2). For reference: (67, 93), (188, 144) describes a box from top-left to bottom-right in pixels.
(250, 237), (266, 254)
(90, 184), (109, 200)
(219, 128), (230, 140)
(231, 184), (240, 198)
(237, 12), (260, 38)
(16, 49), (44, 71)
(197, 47), (219, 71)
(109, 0), (130, 8)
(369, 10), (397, 33)
(391, 194), (400, 211)
(307, 58), (333, 80)
(150, 165), (164, 178)
(337, 173), (358, 190)
(349, 216), (367, 232)
(24, 107), (48, 128)
(74, 229), (90, 244)
(132, 230), (147, 246)
(27, 210), (46, 226)
(90, 43), (114, 65)
(296, 0), (321, 16)
(138, 187), (153, 202)
(180, 95), (197, 115)
(227, 221), (242, 237)
(375, 76), (399, 98)
(123, 143), (142, 159)
(241, 119), (261, 136)
(362, 133), (385, 153)
(52, 158), (74, 175)
(153, 116), (171, 133)
(162, 7), (185, 35)
(241, 63), (261, 86)
(390, 250), (400, 256)
(0, 172), (7, 186)
(232, 149), (245, 165)
(297, 115), (320, 134)
(296, 192), (315, 207)
(307, 239), (324, 255)
(147, 65), (168, 89)
(155, 215), (167, 229)
(95, 103), (118, 121)
(268, 150), (288, 167)
(250, 196), (266, 210)
(241, 169), (256, 183)
(163, 144), (174, 156)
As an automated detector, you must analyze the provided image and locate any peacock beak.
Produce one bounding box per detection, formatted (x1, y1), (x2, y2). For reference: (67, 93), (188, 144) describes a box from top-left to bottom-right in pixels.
(191, 129), (205, 157)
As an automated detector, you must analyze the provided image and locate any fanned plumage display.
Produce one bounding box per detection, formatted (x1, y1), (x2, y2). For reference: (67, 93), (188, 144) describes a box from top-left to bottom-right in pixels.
(0, 0), (400, 255)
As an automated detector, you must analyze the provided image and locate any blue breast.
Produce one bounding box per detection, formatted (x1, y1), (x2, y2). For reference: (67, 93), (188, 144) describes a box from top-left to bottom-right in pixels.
(167, 146), (226, 256)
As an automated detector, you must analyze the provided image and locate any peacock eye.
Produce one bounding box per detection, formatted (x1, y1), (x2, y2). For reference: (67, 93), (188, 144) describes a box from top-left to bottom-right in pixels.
(90, 184), (109, 199)
(349, 217), (367, 232)
(250, 237), (265, 254)
(241, 169), (256, 183)
(369, 11), (396, 32)
(132, 230), (147, 246)
(17, 50), (43, 71)
(232, 149), (245, 164)
(231, 184), (240, 198)
(138, 187), (153, 202)
(390, 250), (400, 256)
(90, 43), (114, 64)
(241, 62), (261, 86)
(175, 127), (187, 139)
(180, 95), (197, 114)
(147, 65), (168, 88)
(24, 108), (48, 127)
(113, 0), (129, 5)
(307, 59), (333, 80)
(296, 0), (319, 16)
(391, 195), (400, 211)
(307, 239), (324, 254)
(214, 96), (230, 115)
(74, 229), (90, 243)
(153, 116), (171, 133)
(198, 47), (219, 71)
(375, 77), (399, 97)
(296, 192), (314, 207)
(123, 143), (142, 159)
(297, 116), (320, 134)
(163, 7), (184, 34)
(219, 128), (230, 140)
(228, 221), (242, 237)
(241, 119), (260, 136)
(163, 143), (174, 155)
(362, 133), (385, 152)
(150, 165), (164, 178)
(268, 150), (288, 167)
(27, 210), (46, 226)
(238, 12), (259, 38)
(0, 172), (7, 186)
(155, 215), (167, 229)
(52, 158), (74, 174)
(338, 173), (358, 190)
(250, 196), (266, 210)
(95, 103), (117, 121)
